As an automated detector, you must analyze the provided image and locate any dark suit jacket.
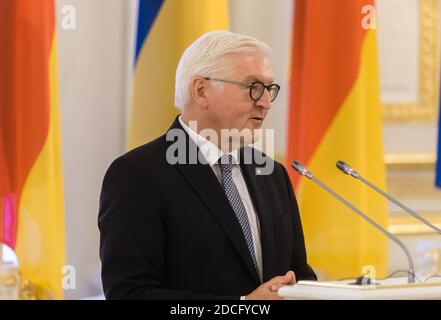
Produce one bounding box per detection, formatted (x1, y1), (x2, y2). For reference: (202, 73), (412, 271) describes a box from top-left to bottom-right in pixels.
(98, 117), (316, 300)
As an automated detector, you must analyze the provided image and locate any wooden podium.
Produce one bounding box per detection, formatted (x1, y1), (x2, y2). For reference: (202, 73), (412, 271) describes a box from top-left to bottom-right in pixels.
(278, 277), (441, 300)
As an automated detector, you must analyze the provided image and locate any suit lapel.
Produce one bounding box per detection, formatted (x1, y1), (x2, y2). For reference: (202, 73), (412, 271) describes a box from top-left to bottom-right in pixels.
(166, 118), (260, 284)
(239, 147), (277, 282)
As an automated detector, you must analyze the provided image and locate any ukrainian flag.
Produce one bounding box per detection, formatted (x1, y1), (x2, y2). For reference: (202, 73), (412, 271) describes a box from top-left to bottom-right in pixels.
(127, 0), (229, 149)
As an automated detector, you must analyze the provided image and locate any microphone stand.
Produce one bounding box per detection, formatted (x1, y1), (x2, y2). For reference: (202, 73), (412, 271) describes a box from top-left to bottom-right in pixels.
(291, 160), (416, 284)
(336, 160), (441, 235)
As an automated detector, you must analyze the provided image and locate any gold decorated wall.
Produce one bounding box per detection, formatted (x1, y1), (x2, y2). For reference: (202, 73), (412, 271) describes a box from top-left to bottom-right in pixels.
(378, 0), (441, 277)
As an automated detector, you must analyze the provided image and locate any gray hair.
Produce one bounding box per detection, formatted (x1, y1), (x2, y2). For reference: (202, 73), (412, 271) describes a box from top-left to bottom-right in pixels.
(174, 30), (272, 109)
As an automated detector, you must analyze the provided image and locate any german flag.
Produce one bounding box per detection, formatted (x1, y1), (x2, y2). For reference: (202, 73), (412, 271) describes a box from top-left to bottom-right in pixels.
(0, 0), (66, 299)
(286, 0), (388, 279)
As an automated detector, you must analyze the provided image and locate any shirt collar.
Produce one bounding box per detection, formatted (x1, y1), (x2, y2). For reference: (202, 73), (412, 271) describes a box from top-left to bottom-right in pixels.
(178, 116), (239, 166)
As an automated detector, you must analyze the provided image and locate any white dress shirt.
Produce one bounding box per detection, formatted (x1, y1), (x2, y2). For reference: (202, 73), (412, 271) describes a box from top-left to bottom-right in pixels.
(178, 116), (263, 282)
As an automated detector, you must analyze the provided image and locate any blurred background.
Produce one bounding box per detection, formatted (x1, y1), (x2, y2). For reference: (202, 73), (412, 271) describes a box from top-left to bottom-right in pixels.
(1, 0), (440, 299)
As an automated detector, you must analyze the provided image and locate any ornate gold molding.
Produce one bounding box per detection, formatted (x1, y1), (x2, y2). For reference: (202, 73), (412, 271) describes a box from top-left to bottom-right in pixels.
(0, 269), (56, 300)
(18, 272), (56, 300)
(385, 153), (436, 169)
(389, 212), (441, 235)
(0, 275), (17, 287)
(383, 0), (440, 122)
(385, 152), (440, 216)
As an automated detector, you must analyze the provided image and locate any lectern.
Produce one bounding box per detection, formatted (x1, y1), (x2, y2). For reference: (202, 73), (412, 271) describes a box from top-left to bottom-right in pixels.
(278, 277), (441, 300)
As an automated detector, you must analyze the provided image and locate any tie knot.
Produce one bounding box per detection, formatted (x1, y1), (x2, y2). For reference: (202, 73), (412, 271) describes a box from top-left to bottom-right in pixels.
(218, 154), (234, 173)
(218, 154), (234, 164)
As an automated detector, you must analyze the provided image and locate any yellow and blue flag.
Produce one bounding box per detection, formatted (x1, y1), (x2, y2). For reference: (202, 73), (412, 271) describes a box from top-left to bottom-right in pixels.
(127, 0), (229, 149)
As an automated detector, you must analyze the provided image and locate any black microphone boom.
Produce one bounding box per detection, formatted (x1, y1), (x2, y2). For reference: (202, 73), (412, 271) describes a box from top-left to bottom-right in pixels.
(291, 160), (415, 284)
(336, 160), (441, 235)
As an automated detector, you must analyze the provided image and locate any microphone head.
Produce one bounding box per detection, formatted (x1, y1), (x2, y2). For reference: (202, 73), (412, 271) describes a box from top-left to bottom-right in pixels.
(336, 160), (359, 177)
(336, 160), (351, 174)
(291, 160), (313, 179)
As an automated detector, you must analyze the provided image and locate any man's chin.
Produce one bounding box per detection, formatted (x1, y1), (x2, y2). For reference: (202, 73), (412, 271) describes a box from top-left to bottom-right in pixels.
(217, 123), (264, 151)
(248, 118), (264, 129)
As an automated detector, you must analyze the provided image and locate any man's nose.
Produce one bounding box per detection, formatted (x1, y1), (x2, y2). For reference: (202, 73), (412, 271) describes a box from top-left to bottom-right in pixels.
(256, 88), (272, 109)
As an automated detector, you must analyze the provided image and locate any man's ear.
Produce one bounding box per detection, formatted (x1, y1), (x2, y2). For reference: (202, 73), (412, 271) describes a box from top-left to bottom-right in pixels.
(190, 77), (208, 109)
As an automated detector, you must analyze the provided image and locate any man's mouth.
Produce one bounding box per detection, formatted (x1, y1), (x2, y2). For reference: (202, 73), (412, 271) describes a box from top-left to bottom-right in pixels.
(250, 117), (264, 121)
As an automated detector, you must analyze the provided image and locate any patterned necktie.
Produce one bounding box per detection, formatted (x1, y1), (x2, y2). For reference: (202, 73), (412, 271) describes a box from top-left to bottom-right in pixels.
(218, 154), (259, 275)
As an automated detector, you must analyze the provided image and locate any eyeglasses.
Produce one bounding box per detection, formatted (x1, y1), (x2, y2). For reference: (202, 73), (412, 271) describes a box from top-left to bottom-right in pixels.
(204, 77), (280, 102)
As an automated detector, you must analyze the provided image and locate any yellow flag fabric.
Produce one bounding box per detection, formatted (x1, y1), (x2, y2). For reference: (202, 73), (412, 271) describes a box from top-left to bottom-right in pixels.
(127, 0), (229, 149)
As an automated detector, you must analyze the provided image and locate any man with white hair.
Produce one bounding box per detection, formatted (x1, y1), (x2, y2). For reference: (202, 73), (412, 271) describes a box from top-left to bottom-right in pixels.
(99, 31), (316, 300)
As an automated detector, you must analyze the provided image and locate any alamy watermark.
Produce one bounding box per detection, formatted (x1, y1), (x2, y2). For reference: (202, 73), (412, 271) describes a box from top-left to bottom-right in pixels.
(166, 121), (275, 175)
(61, 265), (76, 290)
(60, 5), (76, 30)
(361, 4), (376, 30)
(359, 264), (377, 286)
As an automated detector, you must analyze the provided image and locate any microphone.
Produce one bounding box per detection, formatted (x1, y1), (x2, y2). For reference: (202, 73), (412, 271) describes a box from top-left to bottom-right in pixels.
(291, 160), (416, 284)
(336, 160), (441, 235)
